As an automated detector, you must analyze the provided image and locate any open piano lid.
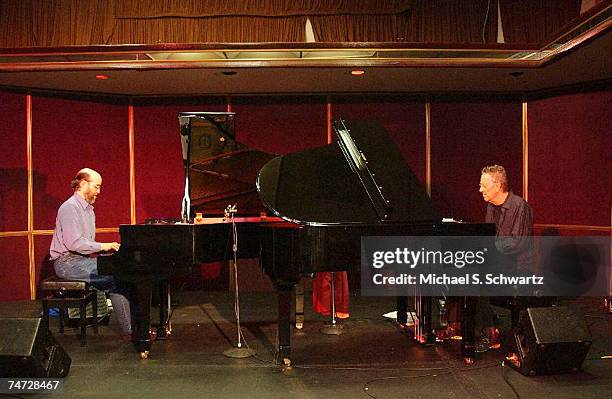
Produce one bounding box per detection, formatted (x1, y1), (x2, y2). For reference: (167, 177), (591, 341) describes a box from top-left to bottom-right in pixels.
(179, 112), (275, 214)
(256, 119), (439, 225)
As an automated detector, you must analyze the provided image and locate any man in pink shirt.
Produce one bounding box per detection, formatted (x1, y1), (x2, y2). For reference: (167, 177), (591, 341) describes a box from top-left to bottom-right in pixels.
(50, 168), (131, 336)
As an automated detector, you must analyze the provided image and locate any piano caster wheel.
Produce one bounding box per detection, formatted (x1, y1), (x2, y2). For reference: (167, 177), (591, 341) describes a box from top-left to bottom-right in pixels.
(139, 351), (150, 360)
(463, 357), (474, 365)
(282, 358), (292, 367)
(295, 322), (303, 330)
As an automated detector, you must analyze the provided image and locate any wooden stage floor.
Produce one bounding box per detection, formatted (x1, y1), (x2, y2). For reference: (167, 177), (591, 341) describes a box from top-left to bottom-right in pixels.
(1, 292), (611, 399)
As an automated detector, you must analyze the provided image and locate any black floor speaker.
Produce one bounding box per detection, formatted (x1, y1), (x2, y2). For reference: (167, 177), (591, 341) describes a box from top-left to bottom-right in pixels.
(508, 306), (591, 376)
(0, 317), (71, 378)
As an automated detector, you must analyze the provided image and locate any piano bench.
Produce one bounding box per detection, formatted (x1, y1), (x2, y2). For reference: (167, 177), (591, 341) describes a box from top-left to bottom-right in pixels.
(40, 276), (99, 346)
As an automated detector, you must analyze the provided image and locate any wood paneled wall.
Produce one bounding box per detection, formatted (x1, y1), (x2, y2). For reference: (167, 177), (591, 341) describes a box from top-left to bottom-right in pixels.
(0, 90), (610, 300)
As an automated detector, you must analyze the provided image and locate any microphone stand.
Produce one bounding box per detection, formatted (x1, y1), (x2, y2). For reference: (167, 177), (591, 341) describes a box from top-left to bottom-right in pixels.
(179, 118), (191, 224)
(320, 272), (345, 335)
(181, 176), (190, 223)
(223, 204), (256, 358)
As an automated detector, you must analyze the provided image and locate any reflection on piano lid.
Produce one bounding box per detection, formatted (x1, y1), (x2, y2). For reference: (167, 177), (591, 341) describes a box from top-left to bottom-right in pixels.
(178, 112), (275, 215)
(256, 119), (439, 225)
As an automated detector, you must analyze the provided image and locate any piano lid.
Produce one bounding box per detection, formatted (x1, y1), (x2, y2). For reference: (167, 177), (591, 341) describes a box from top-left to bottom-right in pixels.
(256, 119), (439, 225)
(179, 112), (275, 214)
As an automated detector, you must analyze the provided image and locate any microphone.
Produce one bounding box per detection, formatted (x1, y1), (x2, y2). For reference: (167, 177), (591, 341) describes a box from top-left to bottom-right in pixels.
(224, 203), (238, 219)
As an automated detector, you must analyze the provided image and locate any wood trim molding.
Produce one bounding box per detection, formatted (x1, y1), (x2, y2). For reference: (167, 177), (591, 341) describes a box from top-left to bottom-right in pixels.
(534, 223), (611, 232)
(425, 99), (431, 197)
(96, 227), (120, 234)
(0, 231), (29, 237)
(31, 230), (54, 236)
(26, 94), (36, 300)
(0, 58), (544, 73)
(326, 96), (332, 144)
(128, 101), (136, 224)
(29, 227), (121, 236)
(522, 101), (528, 201)
(0, 42), (543, 55)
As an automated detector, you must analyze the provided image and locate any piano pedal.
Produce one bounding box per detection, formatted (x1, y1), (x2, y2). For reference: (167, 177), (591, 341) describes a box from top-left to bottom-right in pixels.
(146, 329), (158, 342)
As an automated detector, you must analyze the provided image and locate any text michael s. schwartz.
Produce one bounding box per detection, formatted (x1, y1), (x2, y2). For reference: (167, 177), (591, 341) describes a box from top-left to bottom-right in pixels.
(371, 273), (544, 286)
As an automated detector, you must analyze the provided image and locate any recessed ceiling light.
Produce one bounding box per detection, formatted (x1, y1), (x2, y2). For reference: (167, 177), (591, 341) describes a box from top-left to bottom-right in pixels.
(351, 70), (365, 76)
(95, 74), (110, 80)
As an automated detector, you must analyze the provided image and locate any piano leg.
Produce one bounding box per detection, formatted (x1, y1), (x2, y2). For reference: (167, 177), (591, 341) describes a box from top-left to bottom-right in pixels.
(460, 296), (477, 360)
(132, 280), (153, 358)
(275, 282), (295, 366)
(396, 296), (408, 324)
(421, 298), (436, 345)
(295, 279), (305, 330)
(157, 280), (171, 339)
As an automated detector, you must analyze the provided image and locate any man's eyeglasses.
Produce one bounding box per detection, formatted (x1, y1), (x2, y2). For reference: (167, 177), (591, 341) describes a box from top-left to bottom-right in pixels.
(86, 181), (101, 190)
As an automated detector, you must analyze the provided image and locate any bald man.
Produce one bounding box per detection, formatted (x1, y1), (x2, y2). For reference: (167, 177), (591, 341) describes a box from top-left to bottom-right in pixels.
(50, 168), (131, 336)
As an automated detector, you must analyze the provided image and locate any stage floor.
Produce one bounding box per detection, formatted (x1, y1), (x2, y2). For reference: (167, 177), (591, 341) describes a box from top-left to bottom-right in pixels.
(2, 292), (612, 399)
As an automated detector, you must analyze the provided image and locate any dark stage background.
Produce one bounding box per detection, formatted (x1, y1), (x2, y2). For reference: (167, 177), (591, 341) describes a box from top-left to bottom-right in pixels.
(0, 90), (610, 300)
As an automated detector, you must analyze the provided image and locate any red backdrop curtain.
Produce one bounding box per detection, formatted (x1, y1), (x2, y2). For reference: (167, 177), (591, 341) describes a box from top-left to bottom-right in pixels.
(499, 0), (581, 44)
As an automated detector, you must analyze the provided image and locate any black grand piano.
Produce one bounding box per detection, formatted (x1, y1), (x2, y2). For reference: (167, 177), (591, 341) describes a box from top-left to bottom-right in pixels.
(256, 119), (494, 364)
(100, 112), (277, 358)
(102, 114), (495, 363)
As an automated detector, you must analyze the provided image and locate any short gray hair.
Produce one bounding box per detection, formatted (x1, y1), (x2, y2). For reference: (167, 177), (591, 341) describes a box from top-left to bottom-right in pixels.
(481, 164), (508, 192)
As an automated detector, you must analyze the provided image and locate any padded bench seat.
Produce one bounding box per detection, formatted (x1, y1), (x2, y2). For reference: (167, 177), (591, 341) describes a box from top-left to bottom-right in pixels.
(40, 276), (99, 346)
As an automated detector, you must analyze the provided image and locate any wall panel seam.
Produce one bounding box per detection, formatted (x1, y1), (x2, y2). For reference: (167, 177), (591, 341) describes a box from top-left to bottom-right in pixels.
(26, 94), (35, 300)
(129, 101), (136, 224)
(425, 99), (431, 197)
(522, 101), (528, 201)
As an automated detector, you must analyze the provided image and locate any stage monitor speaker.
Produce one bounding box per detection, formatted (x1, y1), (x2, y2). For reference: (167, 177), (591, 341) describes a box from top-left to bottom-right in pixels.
(509, 306), (591, 376)
(0, 318), (71, 378)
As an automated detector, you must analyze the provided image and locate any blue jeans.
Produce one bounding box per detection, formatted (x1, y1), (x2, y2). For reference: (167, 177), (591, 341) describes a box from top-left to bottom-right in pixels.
(54, 254), (131, 335)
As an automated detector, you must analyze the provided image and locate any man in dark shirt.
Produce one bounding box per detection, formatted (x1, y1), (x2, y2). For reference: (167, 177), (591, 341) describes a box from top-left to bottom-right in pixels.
(475, 165), (535, 355)
(479, 164), (535, 273)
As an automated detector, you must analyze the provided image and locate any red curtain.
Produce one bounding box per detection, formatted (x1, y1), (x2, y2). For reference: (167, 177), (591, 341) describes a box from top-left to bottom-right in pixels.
(499, 0), (581, 44)
(312, 0), (498, 43)
(312, 272), (350, 318)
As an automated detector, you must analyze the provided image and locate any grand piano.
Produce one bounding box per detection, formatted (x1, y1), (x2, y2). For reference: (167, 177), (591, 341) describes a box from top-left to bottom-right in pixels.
(100, 112), (278, 358)
(255, 119), (495, 364)
(102, 113), (495, 363)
